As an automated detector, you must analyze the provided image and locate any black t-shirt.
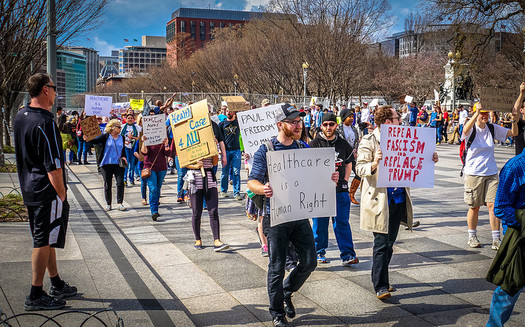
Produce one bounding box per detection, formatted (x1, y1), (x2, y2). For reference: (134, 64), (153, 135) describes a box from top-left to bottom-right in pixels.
(219, 119), (240, 150)
(212, 121), (224, 143)
(14, 106), (66, 206)
(515, 119), (525, 155)
(309, 133), (354, 193)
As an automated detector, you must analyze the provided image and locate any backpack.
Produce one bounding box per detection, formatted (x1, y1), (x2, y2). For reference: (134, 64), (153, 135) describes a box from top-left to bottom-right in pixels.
(459, 123), (495, 177)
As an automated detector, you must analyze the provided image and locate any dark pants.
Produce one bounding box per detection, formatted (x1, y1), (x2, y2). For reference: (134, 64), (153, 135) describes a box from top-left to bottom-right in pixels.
(267, 219), (317, 319)
(100, 164), (125, 205)
(190, 188), (220, 240)
(371, 201), (406, 292)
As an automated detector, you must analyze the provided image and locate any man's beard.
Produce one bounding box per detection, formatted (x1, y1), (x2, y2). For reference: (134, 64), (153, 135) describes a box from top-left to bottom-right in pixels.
(282, 124), (301, 141)
(323, 128), (335, 138)
(227, 112), (234, 119)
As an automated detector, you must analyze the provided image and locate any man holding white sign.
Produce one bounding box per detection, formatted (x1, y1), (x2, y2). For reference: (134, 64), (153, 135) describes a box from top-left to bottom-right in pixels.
(356, 106), (439, 300)
(247, 104), (338, 327)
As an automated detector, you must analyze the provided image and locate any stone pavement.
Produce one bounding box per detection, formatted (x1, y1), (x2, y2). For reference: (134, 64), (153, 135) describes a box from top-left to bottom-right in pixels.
(0, 144), (524, 327)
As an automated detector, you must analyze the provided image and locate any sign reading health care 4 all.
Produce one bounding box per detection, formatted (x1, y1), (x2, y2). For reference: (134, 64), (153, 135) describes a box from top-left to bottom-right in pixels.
(169, 99), (218, 167)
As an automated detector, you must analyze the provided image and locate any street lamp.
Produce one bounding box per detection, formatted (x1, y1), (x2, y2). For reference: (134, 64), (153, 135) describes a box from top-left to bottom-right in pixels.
(163, 86), (167, 102)
(302, 62), (309, 106)
(191, 81), (196, 101)
(141, 90), (144, 99)
(233, 74), (239, 95)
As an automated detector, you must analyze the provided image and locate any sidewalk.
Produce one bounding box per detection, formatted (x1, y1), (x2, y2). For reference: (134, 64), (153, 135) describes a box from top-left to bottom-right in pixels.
(0, 145), (524, 326)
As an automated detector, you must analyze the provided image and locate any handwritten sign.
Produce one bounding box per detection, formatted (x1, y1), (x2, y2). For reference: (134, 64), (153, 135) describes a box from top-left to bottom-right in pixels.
(112, 102), (130, 115)
(169, 99), (218, 167)
(479, 87), (515, 112)
(130, 99), (144, 111)
(310, 97), (318, 106)
(79, 116), (101, 142)
(85, 95), (112, 116)
(222, 96), (249, 112)
(378, 125), (435, 188)
(404, 95), (414, 104)
(142, 114), (167, 146)
(237, 104), (285, 166)
(267, 148), (336, 227)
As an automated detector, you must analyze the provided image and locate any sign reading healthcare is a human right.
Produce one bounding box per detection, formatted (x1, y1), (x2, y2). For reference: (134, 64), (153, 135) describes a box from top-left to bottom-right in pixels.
(85, 95), (112, 117)
(377, 125), (435, 188)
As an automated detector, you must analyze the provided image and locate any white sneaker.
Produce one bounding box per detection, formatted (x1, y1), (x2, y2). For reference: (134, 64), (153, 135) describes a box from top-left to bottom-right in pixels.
(118, 204), (126, 211)
(104, 205), (111, 211)
(468, 235), (481, 248)
(491, 238), (501, 251)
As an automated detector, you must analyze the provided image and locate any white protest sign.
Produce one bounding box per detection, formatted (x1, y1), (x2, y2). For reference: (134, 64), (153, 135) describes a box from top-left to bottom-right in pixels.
(404, 95), (413, 104)
(142, 114), (167, 146)
(267, 148), (336, 227)
(237, 104), (285, 166)
(369, 99), (379, 107)
(85, 95), (112, 117)
(377, 125), (435, 188)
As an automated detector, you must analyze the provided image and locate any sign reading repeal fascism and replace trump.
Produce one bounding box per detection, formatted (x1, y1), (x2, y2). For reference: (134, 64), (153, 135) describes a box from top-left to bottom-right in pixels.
(142, 114), (167, 146)
(267, 148), (336, 227)
(85, 95), (112, 116)
(168, 99), (218, 167)
(236, 104), (285, 166)
(378, 125), (435, 188)
(79, 115), (101, 142)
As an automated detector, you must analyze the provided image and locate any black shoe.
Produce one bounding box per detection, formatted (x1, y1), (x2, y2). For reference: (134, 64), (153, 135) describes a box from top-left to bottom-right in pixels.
(24, 292), (66, 311)
(84, 161), (90, 165)
(49, 282), (77, 299)
(77, 161), (83, 165)
(284, 296), (296, 318)
(273, 316), (290, 327)
(152, 213), (159, 221)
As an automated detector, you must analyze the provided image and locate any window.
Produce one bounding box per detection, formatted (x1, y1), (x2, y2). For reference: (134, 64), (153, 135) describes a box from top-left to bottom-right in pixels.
(200, 21), (206, 41)
(180, 20), (186, 32)
(220, 22), (225, 28)
(209, 22), (215, 39)
(190, 21), (196, 39)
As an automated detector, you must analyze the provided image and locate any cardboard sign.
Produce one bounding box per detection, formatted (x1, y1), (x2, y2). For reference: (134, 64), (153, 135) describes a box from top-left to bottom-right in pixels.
(142, 114), (167, 146)
(130, 99), (144, 111)
(85, 95), (112, 117)
(479, 87), (515, 112)
(79, 116), (101, 142)
(267, 148), (337, 227)
(378, 125), (435, 188)
(404, 95), (414, 104)
(169, 99), (218, 167)
(222, 96), (249, 112)
(237, 104), (285, 166)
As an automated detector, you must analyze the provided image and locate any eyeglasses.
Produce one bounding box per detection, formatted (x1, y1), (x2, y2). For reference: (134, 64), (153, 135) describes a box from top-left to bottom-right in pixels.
(282, 119), (302, 126)
(45, 84), (57, 91)
(322, 122), (337, 127)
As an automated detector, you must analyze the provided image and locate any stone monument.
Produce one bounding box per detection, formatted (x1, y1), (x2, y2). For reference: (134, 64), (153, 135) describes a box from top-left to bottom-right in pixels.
(439, 51), (473, 111)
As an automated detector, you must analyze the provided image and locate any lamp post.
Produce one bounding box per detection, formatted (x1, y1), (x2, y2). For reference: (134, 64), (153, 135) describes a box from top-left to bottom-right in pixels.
(302, 62), (309, 107)
(191, 81), (195, 102)
(141, 90), (144, 99)
(163, 86), (167, 102)
(233, 74), (239, 95)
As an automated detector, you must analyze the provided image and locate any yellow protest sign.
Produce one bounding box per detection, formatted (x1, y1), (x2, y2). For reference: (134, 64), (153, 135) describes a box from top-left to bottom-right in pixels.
(222, 96), (249, 112)
(130, 99), (144, 111)
(169, 99), (218, 167)
(479, 87), (515, 112)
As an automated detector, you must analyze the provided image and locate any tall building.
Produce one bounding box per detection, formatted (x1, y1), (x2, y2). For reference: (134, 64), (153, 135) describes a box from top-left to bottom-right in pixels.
(68, 46), (99, 92)
(166, 8), (286, 66)
(56, 50), (86, 108)
(118, 36), (167, 75)
(99, 51), (119, 78)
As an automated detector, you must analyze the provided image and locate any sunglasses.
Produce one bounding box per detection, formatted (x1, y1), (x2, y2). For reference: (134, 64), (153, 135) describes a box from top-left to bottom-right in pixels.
(45, 84), (57, 91)
(322, 122), (336, 127)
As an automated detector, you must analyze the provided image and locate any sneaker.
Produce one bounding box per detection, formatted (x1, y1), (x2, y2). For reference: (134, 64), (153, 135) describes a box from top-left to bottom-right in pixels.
(273, 316), (290, 327)
(261, 244), (269, 257)
(376, 288), (391, 300)
(234, 194), (244, 201)
(24, 292), (66, 311)
(83, 161), (90, 165)
(229, 180), (233, 185)
(342, 257), (359, 266)
(219, 192), (229, 198)
(135, 177), (140, 182)
(214, 241), (230, 252)
(283, 296), (295, 318)
(117, 204), (126, 211)
(388, 285), (396, 292)
(404, 220), (420, 230)
(184, 195), (190, 201)
(124, 181), (127, 187)
(130, 180), (135, 186)
(194, 240), (203, 250)
(177, 197), (184, 203)
(468, 235), (481, 248)
(492, 238), (501, 251)
(49, 282), (77, 299)
(104, 205), (111, 211)
(142, 199), (148, 205)
(152, 213), (159, 221)
(317, 254), (328, 263)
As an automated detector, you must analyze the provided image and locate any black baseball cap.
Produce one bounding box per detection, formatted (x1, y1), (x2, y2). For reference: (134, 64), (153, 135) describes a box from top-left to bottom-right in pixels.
(281, 103), (305, 121)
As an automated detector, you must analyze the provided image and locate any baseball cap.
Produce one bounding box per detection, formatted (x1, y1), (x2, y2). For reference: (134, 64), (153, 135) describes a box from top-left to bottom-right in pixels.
(281, 103), (305, 121)
(261, 98), (270, 106)
(322, 112), (337, 123)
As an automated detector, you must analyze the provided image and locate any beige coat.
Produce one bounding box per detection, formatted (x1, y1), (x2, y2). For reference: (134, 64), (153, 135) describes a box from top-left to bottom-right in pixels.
(355, 127), (413, 234)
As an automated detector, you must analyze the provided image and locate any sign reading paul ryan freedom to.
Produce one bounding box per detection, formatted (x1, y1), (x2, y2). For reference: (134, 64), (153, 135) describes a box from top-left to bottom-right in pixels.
(142, 114), (167, 146)
(267, 148), (336, 227)
(377, 125), (435, 188)
(169, 99), (218, 167)
(236, 104), (285, 166)
(85, 95), (112, 117)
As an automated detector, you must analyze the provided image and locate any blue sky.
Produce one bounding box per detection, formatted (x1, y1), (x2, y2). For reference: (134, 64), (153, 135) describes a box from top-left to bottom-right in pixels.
(74, 0), (419, 56)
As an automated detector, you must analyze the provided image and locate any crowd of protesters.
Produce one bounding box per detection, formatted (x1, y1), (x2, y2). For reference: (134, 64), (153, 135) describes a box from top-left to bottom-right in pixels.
(13, 73), (525, 326)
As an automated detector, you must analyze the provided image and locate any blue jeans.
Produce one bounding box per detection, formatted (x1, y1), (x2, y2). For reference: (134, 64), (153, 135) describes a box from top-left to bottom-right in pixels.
(312, 192), (356, 261)
(487, 286), (523, 327)
(146, 170), (167, 214)
(175, 156), (187, 198)
(77, 138), (88, 162)
(436, 126), (443, 143)
(220, 149), (241, 196)
(124, 147), (137, 182)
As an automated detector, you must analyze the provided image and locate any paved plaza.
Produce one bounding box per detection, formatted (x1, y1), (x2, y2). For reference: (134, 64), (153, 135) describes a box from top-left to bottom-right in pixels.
(0, 144), (524, 326)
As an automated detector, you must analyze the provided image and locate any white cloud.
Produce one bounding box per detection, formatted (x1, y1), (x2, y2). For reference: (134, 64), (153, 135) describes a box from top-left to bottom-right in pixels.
(215, 2), (223, 8)
(243, 0), (269, 11)
(93, 37), (117, 56)
(400, 8), (410, 15)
